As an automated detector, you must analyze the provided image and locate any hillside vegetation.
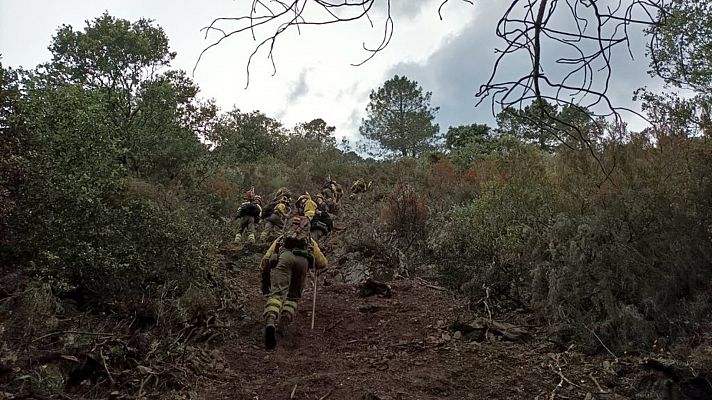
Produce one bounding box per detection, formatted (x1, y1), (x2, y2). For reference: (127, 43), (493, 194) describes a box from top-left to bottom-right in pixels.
(1, 11), (711, 400)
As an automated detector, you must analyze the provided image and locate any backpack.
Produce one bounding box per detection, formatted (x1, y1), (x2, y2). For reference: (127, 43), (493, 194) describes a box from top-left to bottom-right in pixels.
(237, 201), (259, 218)
(282, 216), (311, 250)
(261, 201), (278, 218)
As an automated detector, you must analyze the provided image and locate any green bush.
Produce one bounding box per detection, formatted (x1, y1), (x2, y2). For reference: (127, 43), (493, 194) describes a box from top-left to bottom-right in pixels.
(430, 135), (712, 352)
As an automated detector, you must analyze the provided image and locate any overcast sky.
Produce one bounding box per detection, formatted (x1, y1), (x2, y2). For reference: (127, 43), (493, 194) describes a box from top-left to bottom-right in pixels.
(1, 0), (661, 140)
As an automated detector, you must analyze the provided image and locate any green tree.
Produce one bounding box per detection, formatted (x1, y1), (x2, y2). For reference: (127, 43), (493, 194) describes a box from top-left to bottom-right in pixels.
(0, 62), (25, 252)
(293, 118), (336, 145)
(209, 109), (285, 164)
(10, 15), (218, 303)
(444, 123), (513, 169)
(49, 12), (174, 117)
(496, 100), (559, 151)
(127, 70), (212, 181)
(641, 2), (712, 137)
(496, 100), (595, 151)
(360, 75), (439, 157)
(649, 2), (712, 94)
(445, 123), (492, 150)
(43, 13), (213, 181)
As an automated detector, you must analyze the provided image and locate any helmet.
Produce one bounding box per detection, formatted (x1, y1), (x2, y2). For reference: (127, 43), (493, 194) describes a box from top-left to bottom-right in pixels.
(276, 187), (292, 199)
(280, 196), (289, 204)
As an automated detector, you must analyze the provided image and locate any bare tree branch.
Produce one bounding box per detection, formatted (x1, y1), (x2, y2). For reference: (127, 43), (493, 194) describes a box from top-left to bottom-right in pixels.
(195, 0), (670, 175)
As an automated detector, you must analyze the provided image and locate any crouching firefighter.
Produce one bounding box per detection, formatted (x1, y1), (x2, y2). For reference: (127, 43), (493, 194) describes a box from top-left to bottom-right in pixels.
(311, 194), (333, 242)
(260, 216), (327, 350)
(350, 178), (372, 195)
(235, 194), (262, 243)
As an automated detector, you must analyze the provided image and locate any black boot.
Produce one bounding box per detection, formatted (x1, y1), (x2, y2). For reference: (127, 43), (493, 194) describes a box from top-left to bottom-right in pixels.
(264, 314), (277, 350)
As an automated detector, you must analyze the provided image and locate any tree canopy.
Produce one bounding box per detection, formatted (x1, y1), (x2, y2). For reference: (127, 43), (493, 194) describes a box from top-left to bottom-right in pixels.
(359, 75), (439, 158)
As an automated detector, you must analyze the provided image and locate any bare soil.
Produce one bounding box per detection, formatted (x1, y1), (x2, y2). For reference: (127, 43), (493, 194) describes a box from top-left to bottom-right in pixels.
(197, 248), (712, 400)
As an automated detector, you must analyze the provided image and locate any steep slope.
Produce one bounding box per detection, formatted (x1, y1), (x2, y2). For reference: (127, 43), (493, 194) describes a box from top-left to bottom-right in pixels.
(196, 202), (712, 400)
(198, 261), (552, 399)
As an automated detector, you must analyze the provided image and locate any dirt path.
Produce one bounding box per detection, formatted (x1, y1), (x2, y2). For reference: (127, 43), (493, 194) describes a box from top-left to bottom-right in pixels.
(198, 252), (560, 400)
(196, 230), (712, 400)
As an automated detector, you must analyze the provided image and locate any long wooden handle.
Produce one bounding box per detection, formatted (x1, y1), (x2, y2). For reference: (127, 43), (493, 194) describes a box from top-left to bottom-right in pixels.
(311, 271), (318, 330)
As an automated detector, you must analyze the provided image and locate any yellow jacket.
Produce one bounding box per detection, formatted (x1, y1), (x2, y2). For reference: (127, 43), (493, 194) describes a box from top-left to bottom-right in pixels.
(262, 237), (328, 270)
(274, 202), (289, 218)
(303, 199), (317, 221)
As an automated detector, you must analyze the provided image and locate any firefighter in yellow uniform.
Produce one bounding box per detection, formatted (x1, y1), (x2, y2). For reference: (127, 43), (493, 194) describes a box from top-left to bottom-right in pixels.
(260, 216), (327, 349)
(235, 194), (262, 243)
(351, 178), (372, 194)
(296, 193), (318, 221)
(259, 196), (290, 242)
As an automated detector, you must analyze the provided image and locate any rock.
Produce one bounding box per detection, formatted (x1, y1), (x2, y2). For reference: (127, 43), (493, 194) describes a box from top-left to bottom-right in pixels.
(453, 331), (462, 340)
(358, 278), (392, 298)
(441, 332), (452, 341)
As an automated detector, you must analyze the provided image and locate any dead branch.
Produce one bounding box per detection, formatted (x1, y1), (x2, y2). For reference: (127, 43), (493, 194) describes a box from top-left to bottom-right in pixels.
(589, 372), (609, 394)
(196, 0), (476, 87)
(476, 0), (664, 119)
(31, 330), (116, 343)
(196, 0), (670, 171)
(323, 318), (344, 333)
(99, 347), (115, 385)
(584, 324), (619, 361)
(415, 277), (448, 291)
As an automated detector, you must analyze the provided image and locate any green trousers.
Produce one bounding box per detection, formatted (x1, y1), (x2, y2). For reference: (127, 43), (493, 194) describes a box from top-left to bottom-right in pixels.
(260, 214), (284, 242)
(263, 249), (309, 322)
(235, 215), (257, 242)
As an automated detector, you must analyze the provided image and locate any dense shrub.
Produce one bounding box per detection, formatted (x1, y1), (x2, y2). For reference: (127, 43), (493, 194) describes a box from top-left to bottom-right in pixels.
(430, 135), (712, 352)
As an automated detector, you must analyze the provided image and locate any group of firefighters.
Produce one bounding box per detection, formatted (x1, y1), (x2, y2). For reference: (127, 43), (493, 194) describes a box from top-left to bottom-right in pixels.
(234, 177), (371, 349)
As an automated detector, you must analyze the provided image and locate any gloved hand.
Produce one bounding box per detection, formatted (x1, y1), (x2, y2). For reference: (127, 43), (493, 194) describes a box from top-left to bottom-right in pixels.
(269, 253), (279, 269)
(306, 252), (315, 270)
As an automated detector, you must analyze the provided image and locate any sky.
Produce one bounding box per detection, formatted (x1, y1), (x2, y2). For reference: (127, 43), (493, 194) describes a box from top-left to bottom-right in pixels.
(0, 0), (662, 141)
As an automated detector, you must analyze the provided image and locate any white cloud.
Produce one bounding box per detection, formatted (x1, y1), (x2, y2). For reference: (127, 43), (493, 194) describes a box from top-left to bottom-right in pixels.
(1, 0), (659, 139)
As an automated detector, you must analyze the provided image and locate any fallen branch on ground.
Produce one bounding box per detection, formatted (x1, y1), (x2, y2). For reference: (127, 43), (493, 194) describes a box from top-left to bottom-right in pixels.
(583, 324), (619, 362)
(319, 388), (334, 400)
(415, 277), (447, 291)
(324, 319), (344, 333)
(31, 330), (116, 343)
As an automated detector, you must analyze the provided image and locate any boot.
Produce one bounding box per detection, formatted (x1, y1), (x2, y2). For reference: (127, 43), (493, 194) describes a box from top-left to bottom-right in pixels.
(264, 314), (277, 350)
(277, 314), (291, 335)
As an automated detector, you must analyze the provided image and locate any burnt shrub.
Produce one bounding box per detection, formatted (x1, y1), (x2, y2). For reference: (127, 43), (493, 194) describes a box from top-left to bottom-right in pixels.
(382, 184), (428, 248)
